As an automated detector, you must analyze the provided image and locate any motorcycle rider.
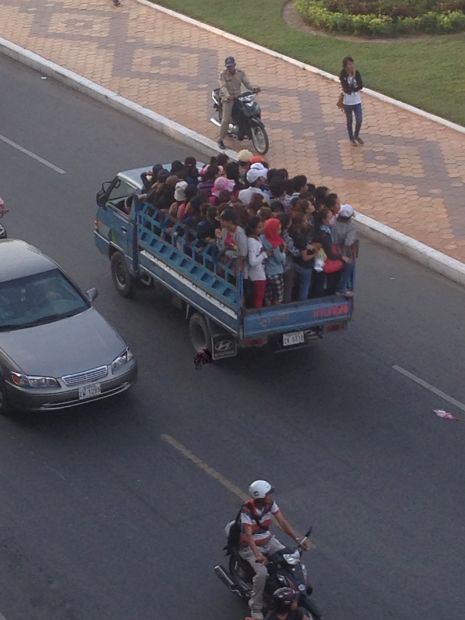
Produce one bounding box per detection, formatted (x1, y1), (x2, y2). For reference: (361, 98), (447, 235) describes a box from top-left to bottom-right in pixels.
(240, 480), (308, 620)
(265, 587), (311, 620)
(218, 56), (260, 150)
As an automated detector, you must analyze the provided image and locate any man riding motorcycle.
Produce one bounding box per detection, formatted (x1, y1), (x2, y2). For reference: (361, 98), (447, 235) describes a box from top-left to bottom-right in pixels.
(265, 587), (312, 620)
(240, 480), (308, 620)
(217, 56), (260, 150)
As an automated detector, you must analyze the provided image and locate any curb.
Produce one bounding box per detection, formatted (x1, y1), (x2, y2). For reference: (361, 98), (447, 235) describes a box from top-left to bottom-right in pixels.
(1, 36), (464, 288)
(139, 0), (465, 135)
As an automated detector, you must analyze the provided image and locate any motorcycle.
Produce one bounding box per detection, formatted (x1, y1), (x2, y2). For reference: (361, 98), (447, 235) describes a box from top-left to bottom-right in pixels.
(0, 198), (8, 239)
(214, 526), (322, 619)
(210, 89), (270, 155)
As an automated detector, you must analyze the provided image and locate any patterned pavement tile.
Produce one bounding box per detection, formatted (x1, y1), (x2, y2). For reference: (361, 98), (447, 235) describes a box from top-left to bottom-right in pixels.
(0, 0), (464, 262)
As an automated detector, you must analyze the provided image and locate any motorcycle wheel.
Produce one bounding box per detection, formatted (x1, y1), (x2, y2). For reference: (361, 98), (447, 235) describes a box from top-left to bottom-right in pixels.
(228, 555), (252, 598)
(250, 120), (269, 155)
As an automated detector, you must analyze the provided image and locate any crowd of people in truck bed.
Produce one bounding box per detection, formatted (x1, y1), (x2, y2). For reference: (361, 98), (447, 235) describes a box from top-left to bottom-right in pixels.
(138, 150), (358, 308)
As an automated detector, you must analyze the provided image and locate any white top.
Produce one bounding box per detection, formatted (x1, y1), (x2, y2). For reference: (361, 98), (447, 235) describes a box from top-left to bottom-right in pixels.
(343, 75), (362, 106)
(238, 186), (269, 206)
(247, 237), (267, 281)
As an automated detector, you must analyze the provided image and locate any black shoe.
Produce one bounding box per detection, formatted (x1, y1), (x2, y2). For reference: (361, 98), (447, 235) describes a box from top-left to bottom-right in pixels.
(217, 140), (226, 150)
(350, 139), (358, 147)
(356, 137), (364, 145)
(113, 0), (121, 5)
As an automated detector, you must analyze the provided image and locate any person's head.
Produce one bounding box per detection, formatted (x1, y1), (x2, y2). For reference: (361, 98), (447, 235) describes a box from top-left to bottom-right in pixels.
(290, 210), (309, 231)
(237, 149), (253, 167)
(246, 167), (268, 188)
(224, 56), (236, 74)
(220, 207), (238, 231)
(202, 164), (220, 182)
(270, 200), (284, 215)
(272, 587), (298, 614)
(225, 161), (240, 183)
(325, 192), (341, 214)
(165, 175), (179, 188)
(342, 55), (355, 74)
(170, 160), (184, 175)
(269, 179), (287, 200)
(157, 169), (170, 184)
(250, 154), (268, 168)
(257, 206), (272, 221)
(174, 180), (188, 203)
(207, 205), (219, 220)
(212, 176), (235, 198)
(338, 203), (355, 220)
(246, 215), (263, 238)
(315, 185), (330, 209)
(292, 174), (308, 194)
(248, 479), (274, 508)
(318, 206), (332, 226)
(187, 194), (204, 216)
(233, 201), (249, 227)
(185, 184), (198, 203)
(217, 190), (231, 205)
(248, 192), (265, 210)
(264, 217), (283, 242)
(216, 153), (229, 168)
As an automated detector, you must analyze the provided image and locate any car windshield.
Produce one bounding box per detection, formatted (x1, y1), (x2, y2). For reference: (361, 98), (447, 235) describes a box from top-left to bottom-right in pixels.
(0, 268), (89, 331)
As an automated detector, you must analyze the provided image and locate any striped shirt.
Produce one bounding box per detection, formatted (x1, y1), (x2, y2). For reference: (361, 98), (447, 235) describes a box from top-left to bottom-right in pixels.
(240, 500), (280, 546)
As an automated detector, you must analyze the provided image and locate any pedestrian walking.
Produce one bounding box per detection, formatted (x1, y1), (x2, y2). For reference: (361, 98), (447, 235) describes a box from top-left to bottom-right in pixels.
(113, 0), (121, 6)
(339, 56), (364, 147)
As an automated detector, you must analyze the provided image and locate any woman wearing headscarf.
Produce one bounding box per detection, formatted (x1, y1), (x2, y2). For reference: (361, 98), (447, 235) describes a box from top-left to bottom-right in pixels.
(261, 218), (286, 306)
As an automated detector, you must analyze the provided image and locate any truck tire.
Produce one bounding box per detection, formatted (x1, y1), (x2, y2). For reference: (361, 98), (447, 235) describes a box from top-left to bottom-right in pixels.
(189, 313), (211, 353)
(111, 252), (135, 298)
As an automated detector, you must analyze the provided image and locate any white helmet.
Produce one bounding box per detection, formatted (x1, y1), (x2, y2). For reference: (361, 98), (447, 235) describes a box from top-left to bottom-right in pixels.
(248, 480), (273, 499)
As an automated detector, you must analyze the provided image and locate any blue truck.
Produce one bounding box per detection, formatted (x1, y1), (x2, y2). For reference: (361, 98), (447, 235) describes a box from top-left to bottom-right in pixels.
(94, 166), (353, 360)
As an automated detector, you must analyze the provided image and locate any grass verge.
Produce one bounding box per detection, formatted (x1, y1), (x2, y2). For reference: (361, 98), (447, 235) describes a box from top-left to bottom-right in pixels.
(153, 0), (465, 126)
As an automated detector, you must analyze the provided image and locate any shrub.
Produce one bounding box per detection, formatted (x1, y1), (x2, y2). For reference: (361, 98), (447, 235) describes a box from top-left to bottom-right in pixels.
(294, 0), (465, 35)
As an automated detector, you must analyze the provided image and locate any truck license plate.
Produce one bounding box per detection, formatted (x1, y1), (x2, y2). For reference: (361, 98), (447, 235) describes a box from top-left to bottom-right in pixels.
(78, 384), (101, 400)
(283, 331), (305, 347)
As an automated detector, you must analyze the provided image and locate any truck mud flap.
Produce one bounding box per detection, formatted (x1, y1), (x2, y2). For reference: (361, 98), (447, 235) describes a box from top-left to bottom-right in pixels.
(211, 333), (238, 360)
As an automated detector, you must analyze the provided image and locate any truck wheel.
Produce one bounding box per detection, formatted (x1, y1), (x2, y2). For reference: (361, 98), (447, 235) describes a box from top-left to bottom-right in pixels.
(189, 313), (211, 353)
(111, 252), (134, 298)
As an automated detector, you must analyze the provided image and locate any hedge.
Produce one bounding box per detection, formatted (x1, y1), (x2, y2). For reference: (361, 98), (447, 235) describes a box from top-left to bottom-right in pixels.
(294, 0), (465, 34)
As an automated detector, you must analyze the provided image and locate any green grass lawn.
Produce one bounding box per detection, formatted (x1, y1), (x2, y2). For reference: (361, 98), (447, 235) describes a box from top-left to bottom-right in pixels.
(155, 0), (465, 126)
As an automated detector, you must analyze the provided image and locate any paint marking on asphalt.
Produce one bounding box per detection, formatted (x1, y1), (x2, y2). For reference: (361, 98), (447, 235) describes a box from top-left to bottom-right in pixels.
(393, 365), (465, 413)
(0, 611), (9, 620)
(161, 434), (247, 501)
(0, 134), (66, 174)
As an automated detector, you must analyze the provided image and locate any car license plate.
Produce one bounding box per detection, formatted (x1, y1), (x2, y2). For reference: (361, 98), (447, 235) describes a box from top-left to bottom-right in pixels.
(78, 384), (101, 400)
(282, 331), (305, 347)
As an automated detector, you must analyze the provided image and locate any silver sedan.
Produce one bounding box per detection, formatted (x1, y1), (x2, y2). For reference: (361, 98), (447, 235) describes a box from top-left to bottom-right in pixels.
(0, 239), (137, 412)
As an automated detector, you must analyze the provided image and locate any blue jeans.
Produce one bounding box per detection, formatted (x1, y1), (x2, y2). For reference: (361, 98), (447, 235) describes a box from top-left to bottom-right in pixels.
(294, 263), (313, 301)
(337, 261), (355, 293)
(344, 103), (362, 141)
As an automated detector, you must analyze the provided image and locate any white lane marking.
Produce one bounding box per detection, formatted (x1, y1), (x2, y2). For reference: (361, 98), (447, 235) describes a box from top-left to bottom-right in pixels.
(161, 434), (247, 501)
(0, 134), (66, 175)
(0, 611), (9, 620)
(393, 365), (465, 413)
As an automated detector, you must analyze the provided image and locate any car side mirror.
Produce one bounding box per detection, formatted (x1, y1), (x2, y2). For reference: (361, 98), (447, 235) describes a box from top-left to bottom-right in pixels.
(96, 180), (112, 208)
(86, 287), (98, 302)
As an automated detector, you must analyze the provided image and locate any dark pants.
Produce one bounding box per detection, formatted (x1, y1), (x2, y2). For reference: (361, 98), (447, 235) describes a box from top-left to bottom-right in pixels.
(344, 103), (362, 141)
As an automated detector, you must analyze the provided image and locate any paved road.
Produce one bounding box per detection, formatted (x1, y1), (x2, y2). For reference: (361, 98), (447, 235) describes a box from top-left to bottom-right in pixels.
(1, 55), (465, 620)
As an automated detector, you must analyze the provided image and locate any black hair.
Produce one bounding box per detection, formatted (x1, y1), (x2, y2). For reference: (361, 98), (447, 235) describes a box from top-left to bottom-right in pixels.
(216, 153), (229, 167)
(225, 161), (240, 183)
(315, 185), (329, 207)
(269, 179), (286, 199)
(170, 160), (184, 174)
(342, 56), (354, 70)
(325, 193), (339, 209)
(245, 216), (261, 236)
(292, 175), (307, 193)
(277, 212), (290, 230)
(185, 184), (198, 202)
(270, 200), (284, 213)
(220, 207), (237, 224)
(203, 164), (219, 182)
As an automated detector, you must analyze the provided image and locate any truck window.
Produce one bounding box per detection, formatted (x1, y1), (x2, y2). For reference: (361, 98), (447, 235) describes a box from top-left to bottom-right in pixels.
(107, 178), (137, 213)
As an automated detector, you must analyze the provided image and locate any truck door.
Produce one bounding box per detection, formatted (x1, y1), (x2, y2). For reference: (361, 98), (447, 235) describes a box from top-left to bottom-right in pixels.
(97, 176), (137, 258)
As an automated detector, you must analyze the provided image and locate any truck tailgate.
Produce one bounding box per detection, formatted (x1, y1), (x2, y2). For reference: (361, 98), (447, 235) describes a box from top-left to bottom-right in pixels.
(243, 296), (353, 338)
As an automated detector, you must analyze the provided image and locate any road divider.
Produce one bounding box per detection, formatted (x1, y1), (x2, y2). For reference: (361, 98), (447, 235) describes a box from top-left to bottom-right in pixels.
(1, 36), (465, 288)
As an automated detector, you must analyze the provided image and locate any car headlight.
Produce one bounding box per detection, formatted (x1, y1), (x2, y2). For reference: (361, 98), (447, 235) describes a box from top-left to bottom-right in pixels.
(283, 551), (300, 566)
(111, 348), (134, 373)
(11, 372), (59, 389)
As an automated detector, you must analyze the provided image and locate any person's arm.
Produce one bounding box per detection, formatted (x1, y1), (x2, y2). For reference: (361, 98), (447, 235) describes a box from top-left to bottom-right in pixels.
(242, 524), (267, 563)
(240, 70), (256, 92)
(236, 229), (249, 259)
(248, 241), (266, 267)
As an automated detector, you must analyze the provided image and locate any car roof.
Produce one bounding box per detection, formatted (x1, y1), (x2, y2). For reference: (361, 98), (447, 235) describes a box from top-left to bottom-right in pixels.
(0, 239), (57, 282)
(117, 162), (205, 191)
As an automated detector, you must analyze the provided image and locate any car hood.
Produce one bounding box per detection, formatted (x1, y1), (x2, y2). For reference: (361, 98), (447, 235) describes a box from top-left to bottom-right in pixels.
(0, 308), (127, 377)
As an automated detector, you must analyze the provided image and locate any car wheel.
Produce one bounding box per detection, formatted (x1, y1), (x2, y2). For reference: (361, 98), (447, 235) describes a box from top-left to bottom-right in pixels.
(111, 252), (135, 298)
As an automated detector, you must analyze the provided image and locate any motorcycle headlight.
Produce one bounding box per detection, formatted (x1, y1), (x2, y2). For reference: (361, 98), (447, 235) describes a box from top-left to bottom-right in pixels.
(11, 372), (59, 389)
(283, 551), (300, 566)
(111, 348), (134, 373)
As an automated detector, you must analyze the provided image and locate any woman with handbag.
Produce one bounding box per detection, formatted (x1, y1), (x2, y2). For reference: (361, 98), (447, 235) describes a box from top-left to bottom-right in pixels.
(339, 56), (364, 147)
(312, 207), (351, 297)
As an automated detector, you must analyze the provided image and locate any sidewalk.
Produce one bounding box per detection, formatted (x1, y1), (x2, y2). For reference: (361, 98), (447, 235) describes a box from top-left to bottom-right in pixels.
(1, 0), (464, 263)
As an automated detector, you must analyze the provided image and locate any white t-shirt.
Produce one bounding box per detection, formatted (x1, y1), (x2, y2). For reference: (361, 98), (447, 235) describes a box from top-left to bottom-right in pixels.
(343, 75), (362, 106)
(238, 186), (269, 206)
(247, 237), (267, 281)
